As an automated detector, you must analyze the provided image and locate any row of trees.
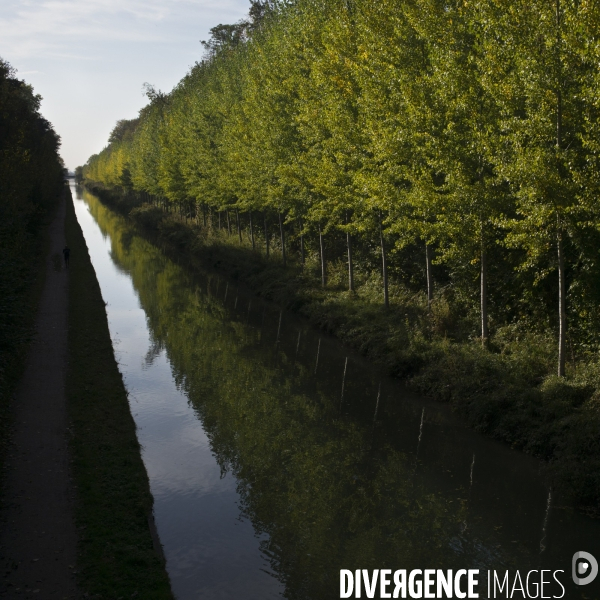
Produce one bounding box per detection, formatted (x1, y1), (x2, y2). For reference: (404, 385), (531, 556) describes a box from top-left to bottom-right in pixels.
(1, 57), (64, 396)
(81, 0), (600, 377)
(1, 58), (63, 225)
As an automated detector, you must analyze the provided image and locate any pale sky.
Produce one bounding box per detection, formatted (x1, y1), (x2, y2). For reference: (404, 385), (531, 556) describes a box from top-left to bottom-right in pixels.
(0, 0), (251, 170)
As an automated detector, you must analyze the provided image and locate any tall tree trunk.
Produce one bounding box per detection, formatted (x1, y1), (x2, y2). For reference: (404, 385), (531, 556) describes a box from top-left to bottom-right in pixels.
(236, 209), (242, 244)
(379, 214), (389, 309)
(218, 211), (221, 230)
(299, 217), (305, 266)
(279, 212), (286, 267)
(346, 211), (354, 292)
(264, 213), (270, 258)
(202, 203), (207, 227)
(480, 229), (488, 348)
(557, 224), (566, 377)
(249, 211), (255, 250)
(226, 210), (231, 236)
(319, 224), (326, 287)
(425, 243), (433, 307)
(556, 0), (565, 376)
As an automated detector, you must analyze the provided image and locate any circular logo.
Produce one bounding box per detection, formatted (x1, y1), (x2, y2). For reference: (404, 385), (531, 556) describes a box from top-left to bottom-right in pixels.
(573, 552), (598, 586)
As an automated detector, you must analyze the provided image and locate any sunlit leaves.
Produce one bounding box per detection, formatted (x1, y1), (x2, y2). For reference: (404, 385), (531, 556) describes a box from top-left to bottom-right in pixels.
(81, 0), (600, 357)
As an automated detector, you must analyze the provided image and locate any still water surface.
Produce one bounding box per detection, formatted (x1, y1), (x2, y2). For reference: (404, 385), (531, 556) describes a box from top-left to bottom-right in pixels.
(72, 184), (600, 599)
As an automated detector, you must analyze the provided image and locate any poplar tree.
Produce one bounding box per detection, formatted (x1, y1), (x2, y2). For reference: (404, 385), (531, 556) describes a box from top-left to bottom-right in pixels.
(475, 0), (596, 375)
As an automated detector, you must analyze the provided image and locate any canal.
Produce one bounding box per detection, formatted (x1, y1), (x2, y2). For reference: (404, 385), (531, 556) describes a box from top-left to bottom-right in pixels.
(71, 184), (600, 599)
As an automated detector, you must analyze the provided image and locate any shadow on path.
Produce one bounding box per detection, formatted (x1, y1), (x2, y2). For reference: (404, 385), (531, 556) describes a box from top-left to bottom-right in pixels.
(0, 192), (79, 599)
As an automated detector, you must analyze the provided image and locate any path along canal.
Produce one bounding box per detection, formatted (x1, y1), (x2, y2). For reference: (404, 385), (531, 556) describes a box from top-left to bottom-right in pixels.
(72, 184), (600, 599)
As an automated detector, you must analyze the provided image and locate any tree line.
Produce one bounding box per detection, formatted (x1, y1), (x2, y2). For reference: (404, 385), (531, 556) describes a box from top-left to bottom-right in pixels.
(81, 0), (600, 377)
(1, 57), (64, 398)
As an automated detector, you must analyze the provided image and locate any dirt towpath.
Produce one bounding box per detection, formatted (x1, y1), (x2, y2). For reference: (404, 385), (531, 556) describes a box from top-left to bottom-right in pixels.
(0, 194), (79, 599)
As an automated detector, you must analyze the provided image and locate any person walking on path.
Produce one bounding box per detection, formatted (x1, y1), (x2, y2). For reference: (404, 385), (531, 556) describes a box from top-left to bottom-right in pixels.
(63, 245), (70, 268)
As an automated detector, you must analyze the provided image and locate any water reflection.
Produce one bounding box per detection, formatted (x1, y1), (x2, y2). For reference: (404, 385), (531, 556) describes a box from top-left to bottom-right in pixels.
(73, 185), (600, 600)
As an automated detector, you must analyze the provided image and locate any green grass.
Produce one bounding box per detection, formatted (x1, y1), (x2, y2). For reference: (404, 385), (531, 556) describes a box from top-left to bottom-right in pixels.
(65, 188), (173, 599)
(88, 184), (600, 511)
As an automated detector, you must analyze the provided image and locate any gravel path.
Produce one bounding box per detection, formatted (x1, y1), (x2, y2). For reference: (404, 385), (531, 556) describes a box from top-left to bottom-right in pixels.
(0, 194), (79, 599)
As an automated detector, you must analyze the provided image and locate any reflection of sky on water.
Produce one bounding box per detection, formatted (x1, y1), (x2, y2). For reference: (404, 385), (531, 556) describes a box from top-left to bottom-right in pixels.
(72, 184), (282, 600)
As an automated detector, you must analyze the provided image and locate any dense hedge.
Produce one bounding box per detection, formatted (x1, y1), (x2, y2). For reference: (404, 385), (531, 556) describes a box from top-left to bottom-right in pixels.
(0, 58), (64, 407)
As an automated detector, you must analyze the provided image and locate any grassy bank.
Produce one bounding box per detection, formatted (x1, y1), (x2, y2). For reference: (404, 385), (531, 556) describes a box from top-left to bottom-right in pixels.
(65, 188), (173, 598)
(86, 184), (600, 511)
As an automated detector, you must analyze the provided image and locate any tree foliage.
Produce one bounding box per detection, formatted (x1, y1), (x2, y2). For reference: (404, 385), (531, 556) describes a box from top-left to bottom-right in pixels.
(81, 0), (600, 375)
(0, 57), (64, 399)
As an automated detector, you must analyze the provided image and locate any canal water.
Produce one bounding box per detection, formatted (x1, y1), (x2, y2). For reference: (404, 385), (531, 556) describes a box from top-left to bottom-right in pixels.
(71, 184), (600, 600)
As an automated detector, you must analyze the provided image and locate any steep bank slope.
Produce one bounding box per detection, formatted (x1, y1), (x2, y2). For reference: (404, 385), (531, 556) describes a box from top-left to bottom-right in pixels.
(65, 188), (173, 598)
